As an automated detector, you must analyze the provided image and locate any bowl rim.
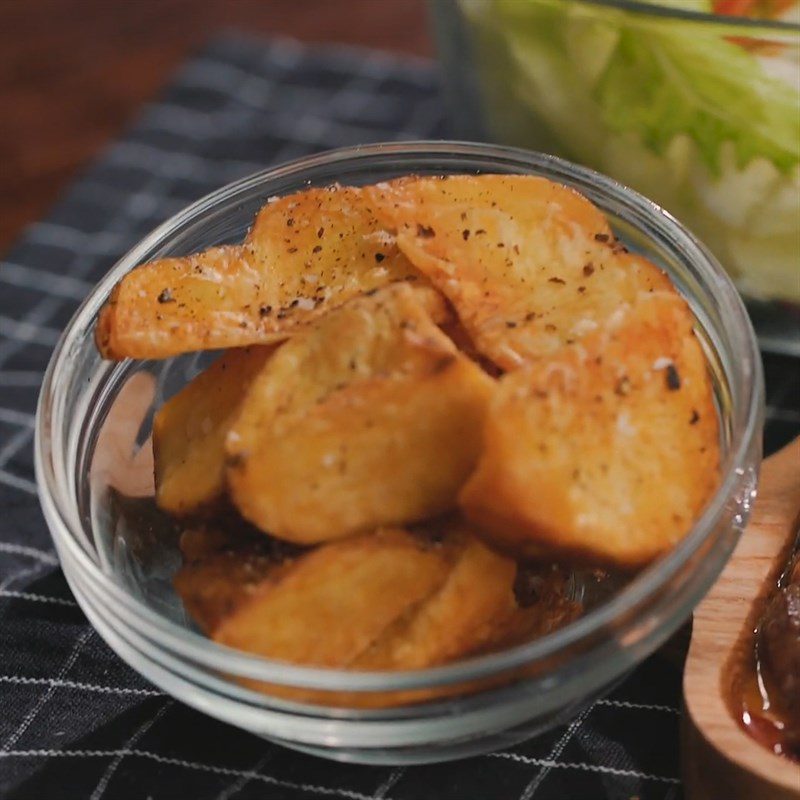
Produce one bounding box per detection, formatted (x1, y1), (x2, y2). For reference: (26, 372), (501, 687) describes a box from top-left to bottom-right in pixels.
(573, 0), (800, 30)
(35, 140), (765, 693)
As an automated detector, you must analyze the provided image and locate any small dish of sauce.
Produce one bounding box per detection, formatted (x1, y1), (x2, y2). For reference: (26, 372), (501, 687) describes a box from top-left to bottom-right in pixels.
(738, 544), (800, 761)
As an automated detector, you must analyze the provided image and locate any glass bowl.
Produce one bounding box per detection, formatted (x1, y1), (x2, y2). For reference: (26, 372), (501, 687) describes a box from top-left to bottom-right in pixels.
(36, 141), (764, 765)
(430, 0), (800, 354)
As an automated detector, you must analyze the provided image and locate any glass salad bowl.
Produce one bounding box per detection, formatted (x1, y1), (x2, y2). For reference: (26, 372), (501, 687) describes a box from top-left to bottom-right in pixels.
(36, 142), (764, 764)
(431, 0), (800, 354)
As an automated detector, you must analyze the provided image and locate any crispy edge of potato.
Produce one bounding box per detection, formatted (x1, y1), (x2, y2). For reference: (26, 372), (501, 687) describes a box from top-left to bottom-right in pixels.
(476, 564), (582, 654)
(217, 547), (581, 708)
(95, 246), (271, 360)
(352, 523), (519, 669)
(212, 528), (453, 667)
(153, 345), (276, 516)
(366, 175), (672, 370)
(96, 186), (424, 361)
(460, 291), (720, 568)
(173, 526), (299, 633)
(225, 283), (493, 544)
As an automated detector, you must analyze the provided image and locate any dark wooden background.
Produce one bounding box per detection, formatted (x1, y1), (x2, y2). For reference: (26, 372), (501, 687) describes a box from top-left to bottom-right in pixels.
(0, 0), (431, 251)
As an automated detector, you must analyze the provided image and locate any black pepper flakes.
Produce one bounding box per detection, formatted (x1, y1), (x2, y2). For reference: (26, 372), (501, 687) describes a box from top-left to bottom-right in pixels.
(259, 305), (272, 317)
(690, 409), (700, 425)
(374, 252), (385, 263)
(594, 233), (609, 243)
(462, 229), (471, 241)
(665, 364), (681, 391)
(513, 566), (544, 608)
(615, 376), (632, 396)
(506, 321), (517, 329)
(416, 223), (436, 238)
(475, 228), (487, 236)
(287, 218), (294, 227)
(583, 263), (595, 277)
(312, 245), (322, 254)
(432, 355), (456, 374)
(157, 288), (174, 304)
(317, 227), (324, 238)
(227, 453), (246, 469)
(548, 277), (566, 285)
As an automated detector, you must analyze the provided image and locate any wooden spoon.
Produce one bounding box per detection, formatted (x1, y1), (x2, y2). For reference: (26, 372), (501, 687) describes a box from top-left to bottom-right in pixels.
(683, 437), (800, 799)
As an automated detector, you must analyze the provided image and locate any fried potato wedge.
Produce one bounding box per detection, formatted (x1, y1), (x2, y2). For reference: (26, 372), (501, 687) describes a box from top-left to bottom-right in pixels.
(367, 175), (671, 370)
(174, 526), (301, 633)
(213, 528), (452, 666)
(226, 283), (495, 544)
(460, 292), (720, 568)
(353, 521), (519, 669)
(96, 186), (421, 359)
(478, 564), (581, 654)
(153, 346), (275, 515)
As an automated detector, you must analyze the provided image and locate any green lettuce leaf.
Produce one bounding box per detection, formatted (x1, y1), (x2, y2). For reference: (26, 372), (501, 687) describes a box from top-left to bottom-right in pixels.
(490, 0), (800, 174)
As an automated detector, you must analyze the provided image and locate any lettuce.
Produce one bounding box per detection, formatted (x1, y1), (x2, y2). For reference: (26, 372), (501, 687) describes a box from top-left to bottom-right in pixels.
(489, 0), (800, 175)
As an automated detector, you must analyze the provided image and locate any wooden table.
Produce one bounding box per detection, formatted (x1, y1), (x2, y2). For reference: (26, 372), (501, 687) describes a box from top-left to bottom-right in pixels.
(0, 0), (431, 252)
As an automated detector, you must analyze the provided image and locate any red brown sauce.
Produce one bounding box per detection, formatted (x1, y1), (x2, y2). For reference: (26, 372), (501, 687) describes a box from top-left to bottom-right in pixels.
(738, 546), (800, 761)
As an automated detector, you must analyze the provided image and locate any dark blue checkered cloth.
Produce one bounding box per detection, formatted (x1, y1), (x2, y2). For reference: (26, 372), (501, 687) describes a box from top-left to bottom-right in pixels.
(1, 33), (798, 800)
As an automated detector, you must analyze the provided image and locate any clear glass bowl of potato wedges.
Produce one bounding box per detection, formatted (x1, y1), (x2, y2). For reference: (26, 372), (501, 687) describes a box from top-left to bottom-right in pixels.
(36, 142), (764, 763)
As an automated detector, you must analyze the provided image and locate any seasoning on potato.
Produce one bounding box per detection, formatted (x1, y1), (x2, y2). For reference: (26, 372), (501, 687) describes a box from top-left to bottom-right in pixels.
(460, 291), (719, 568)
(96, 185), (421, 360)
(225, 282), (495, 544)
(367, 175), (671, 370)
(96, 174), (720, 686)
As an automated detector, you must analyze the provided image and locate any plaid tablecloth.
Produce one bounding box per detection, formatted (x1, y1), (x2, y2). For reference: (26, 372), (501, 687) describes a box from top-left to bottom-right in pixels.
(1, 34), (798, 800)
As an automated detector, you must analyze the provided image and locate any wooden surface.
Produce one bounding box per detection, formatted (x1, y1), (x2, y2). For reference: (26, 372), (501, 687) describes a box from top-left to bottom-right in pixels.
(0, 0), (431, 252)
(683, 438), (800, 799)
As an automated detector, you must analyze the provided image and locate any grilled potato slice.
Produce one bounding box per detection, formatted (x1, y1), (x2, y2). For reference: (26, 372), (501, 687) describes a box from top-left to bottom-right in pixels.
(354, 521), (581, 670)
(353, 521), (519, 669)
(226, 283), (495, 544)
(460, 292), (720, 568)
(367, 175), (671, 370)
(478, 564), (581, 654)
(174, 526), (301, 633)
(153, 346), (275, 515)
(213, 528), (452, 666)
(96, 186), (421, 359)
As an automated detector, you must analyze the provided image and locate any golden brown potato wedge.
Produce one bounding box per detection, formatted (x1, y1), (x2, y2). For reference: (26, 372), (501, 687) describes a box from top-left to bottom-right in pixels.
(213, 528), (453, 667)
(226, 283), (495, 544)
(460, 292), (720, 568)
(174, 526), (301, 633)
(367, 175), (671, 370)
(96, 186), (421, 359)
(174, 521), (581, 705)
(353, 521), (519, 669)
(153, 346), (275, 515)
(477, 564), (581, 654)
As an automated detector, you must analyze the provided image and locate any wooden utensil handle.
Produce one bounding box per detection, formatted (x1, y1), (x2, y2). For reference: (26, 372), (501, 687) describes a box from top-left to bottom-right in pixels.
(683, 437), (800, 800)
